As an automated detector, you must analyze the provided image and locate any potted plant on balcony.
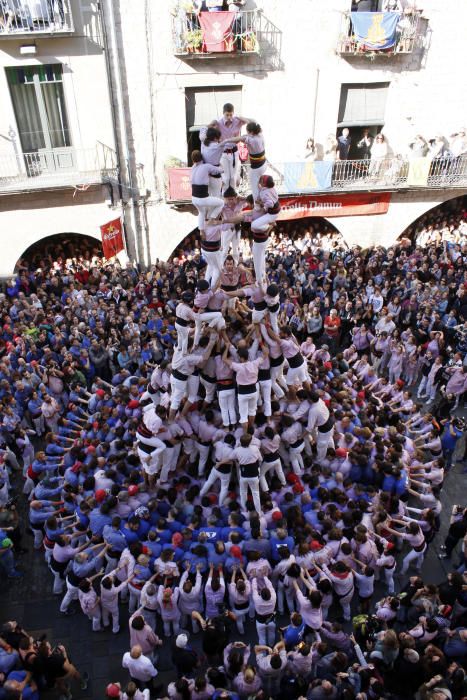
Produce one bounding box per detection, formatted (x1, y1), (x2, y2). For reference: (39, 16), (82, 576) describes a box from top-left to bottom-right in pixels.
(184, 29), (203, 53)
(241, 31), (258, 53)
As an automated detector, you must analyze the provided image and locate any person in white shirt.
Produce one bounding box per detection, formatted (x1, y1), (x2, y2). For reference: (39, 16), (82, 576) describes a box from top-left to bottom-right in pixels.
(233, 434), (263, 515)
(122, 645), (158, 685)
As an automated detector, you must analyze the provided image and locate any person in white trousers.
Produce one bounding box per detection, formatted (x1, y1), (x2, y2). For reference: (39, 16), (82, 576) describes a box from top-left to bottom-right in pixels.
(190, 150), (224, 231)
(215, 103), (253, 191)
(175, 291), (197, 355)
(234, 434), (263, 515)
(252, 576), (277, 646)
(200, 433), (235, 505)
(200, 126), (225, 197)
(249, 175), (281, 284)
(220, 121), (267, 200)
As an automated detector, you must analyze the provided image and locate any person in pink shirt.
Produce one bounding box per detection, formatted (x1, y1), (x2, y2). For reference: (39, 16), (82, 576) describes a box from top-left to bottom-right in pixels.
(190, 150), (224, 231)
(221, 187), (247, 263)
(215, 103), (254, 191)
(223, 342), (268, 432)
(249, 175), (281, 284)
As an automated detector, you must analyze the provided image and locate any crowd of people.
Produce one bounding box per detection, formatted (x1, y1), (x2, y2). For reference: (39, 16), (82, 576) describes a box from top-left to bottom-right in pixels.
(0, 107), (466, 700)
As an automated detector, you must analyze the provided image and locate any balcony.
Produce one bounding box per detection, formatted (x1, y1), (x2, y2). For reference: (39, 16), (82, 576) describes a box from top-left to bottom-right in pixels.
(165, 154), (467, 203)
(173, 9), (270, 59)
(337, 10), (425, 57)
(0, 0), (73, 37)
(0, 143), (118, 194)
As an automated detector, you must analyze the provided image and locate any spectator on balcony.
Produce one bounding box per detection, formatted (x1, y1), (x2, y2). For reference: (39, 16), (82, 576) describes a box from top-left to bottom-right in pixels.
(337, 128), (352, 161)
(357, 129), (373, 160)
(383, 0), (401, 11)
(204, 0), (225, 11)
(429, 135), (448, 159)
(409, 135), (429, 159)
(324, 135), (338, 162)
(352, 0), (377, 11)
(369, 132), (388, 178)
(449, 129), (467, 158)
(304, 138), (317, 161)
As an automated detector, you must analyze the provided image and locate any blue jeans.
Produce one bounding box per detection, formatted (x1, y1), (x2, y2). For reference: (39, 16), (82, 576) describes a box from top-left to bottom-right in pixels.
(0, 549), (17, 576)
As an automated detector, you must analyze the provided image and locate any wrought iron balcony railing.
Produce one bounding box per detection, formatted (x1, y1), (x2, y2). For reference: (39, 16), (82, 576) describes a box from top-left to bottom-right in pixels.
(0, 0), (73, 36)
(0, 143), (118, 193)
(337, 10), (425, 56)
(173, 9), (260, 57)
(165, 154), (467, 203)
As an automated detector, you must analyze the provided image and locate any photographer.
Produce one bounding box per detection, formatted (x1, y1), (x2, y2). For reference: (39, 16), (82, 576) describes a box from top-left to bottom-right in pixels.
(439, 506), (467, 560)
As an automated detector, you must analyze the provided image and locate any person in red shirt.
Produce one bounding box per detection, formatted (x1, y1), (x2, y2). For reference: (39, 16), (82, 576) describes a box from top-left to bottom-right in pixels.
(322, 308), (341, 352)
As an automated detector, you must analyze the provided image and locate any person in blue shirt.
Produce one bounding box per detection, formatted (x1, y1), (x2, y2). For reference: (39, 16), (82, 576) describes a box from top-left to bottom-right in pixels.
(441, 418), (463, 469)
(4, 669), (39, 700)
(281, 612), (305, 650)
(88, 503), (112, 537)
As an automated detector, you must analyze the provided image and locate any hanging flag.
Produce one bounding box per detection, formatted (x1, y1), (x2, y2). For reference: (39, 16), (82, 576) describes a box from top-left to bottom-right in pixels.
(350, 12), (401, 50)
(100, 217), (124, 259)
(199, 11), (236, 52)
(407, 156), (432, 187)
(283, 161), (333, 194)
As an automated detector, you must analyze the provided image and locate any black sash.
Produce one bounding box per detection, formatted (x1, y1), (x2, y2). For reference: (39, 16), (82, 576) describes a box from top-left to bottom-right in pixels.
(192, 184), (209, 198)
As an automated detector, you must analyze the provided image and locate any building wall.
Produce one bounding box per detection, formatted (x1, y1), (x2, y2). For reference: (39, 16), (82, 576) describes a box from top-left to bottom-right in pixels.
(0, 2), (115, 159)
(0, 1), (119, 275)
(105, 0), (467, 261)
(0, 186), (113, 276)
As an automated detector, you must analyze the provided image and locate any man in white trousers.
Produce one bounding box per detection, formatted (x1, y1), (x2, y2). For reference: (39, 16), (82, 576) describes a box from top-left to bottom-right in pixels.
(233, 433), (263, 515)
(200, 433), (235, 505)
(306, 390), (335, 463)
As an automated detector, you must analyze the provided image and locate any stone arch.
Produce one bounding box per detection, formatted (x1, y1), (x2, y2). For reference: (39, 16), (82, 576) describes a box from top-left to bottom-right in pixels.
(397, 193), (467, 241)
(166, 215), (347, 260)
(15, 232), (103, 271)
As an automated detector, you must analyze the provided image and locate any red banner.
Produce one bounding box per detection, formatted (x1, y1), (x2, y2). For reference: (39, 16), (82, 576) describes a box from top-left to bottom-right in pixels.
(167, 167), (191, 201)
(277, 192), (391, 220)
(199, 11), (236, 52)
(100, 217), (124, 259)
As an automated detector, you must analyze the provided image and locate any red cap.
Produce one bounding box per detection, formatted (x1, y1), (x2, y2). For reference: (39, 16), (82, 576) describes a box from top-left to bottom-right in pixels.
(293, 483), (304, 494)
(230, 545), (242, 559)
(335, 448), (347, 458)
(272, 510), (283, 522)
(172, 532), (183, 547)
(207, 493), (217, 504)
(106, 684), (121, 698)
(324, 361), (333, 370)
(87, 445), (96, 454)
(286, 473), (299, 484)
(385, 542), (395, 551)
(396, 379), (404, 387)
(310, 540), (323, 552)
(95, 489), (106, 502)
(128, 400), (139, 409)
(128, 485), (139, 496)
(96, 389), (105, 398)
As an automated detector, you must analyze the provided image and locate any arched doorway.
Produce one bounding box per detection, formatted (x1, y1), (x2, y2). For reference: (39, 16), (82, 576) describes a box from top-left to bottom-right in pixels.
(168, 217), (347, 260)
(397, 193), (466, 244)
(15, 232), (103, 272)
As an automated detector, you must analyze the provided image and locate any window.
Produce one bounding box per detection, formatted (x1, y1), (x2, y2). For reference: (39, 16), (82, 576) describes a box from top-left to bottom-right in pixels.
(185, 86), (242, 163)
(337, 82), (389, 127)
(6, 64), (71, 154)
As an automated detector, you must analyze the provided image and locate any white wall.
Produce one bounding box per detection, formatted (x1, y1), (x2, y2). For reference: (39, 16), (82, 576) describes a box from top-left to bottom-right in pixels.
(0, 187), (114, 276)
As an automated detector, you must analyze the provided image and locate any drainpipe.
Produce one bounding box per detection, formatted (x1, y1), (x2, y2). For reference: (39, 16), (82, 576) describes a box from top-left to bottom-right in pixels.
(311, 68), (320, 141)
(99, 0), (140, 264)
